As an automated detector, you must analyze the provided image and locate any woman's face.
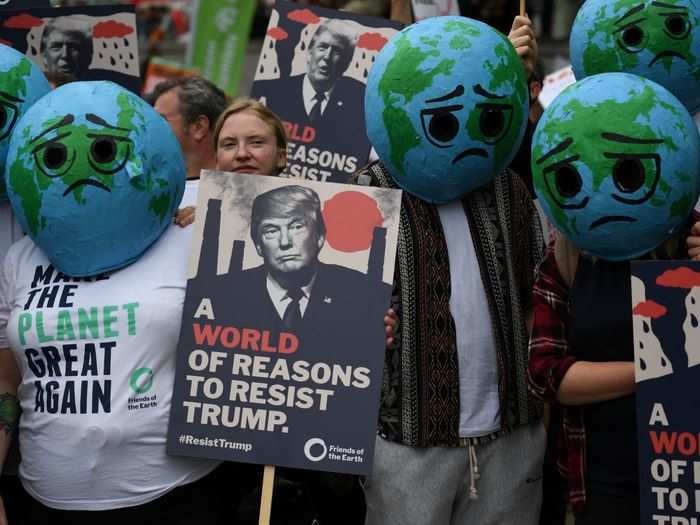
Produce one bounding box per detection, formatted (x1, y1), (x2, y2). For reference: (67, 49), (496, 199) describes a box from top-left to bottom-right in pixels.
(216, 110), (286, 176)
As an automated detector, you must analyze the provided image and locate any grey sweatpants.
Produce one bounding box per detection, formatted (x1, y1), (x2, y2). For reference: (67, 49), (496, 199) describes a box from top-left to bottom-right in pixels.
(363, 421), (546, 525)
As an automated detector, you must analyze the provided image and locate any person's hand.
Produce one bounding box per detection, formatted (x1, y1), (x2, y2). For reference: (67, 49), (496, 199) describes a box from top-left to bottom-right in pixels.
(174, 206), (196, 228)
(384, 308), (398, 348)
(0, 493), (8, 525)
(508, 14), (538, 79)
(687, 221), (700, 260)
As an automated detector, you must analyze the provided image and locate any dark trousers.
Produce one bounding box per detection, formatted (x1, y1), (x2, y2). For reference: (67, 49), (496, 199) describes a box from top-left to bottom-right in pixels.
(21, 463), (237, 525)
(574, 490), (640, 525)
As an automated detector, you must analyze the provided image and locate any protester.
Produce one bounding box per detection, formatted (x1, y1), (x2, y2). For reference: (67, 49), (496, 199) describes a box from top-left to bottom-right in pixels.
(213, 98), (287, 176)
(359, 14), (545, 525)
(527, 72), (700, 525)
(0, 81), (229, 525)
(151, 76), (228, 181)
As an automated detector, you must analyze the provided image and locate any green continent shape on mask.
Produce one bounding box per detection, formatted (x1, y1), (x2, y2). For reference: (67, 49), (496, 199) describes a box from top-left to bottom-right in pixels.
(533, 87), (686, 235)
(149, 191), (172, 221)
(116, 90), (174, 221)
(8, 124), (54, 236)
(2, 57), (32, 102)
(444, 19), (480, 51)
(466, 41), (527, 169)
(582, 2), (641, 74)
(378, 34), (455, 175)
(0, 59), (33, 199)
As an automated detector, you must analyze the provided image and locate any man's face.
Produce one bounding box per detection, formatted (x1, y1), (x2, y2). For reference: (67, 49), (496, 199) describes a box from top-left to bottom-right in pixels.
(44, 29), (86, 78)
(154, 88), (190, 153)
(255, 214), (324, 277)
(307, 31), (350, 90)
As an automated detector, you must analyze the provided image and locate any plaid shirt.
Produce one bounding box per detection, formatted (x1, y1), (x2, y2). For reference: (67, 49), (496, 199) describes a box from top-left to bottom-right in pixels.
(527, 245), (587, 512)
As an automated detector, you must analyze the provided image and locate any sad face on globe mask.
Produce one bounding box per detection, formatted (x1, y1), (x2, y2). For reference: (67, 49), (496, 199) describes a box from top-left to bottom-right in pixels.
(532, 73), (700, 261)
(6, 81), (185, 277)
(570, 0), (700, 113)
(365, 16), (529, 204)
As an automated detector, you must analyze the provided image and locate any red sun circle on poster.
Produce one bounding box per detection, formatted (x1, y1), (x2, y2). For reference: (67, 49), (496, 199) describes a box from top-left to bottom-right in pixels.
(322, 191), (384, 253)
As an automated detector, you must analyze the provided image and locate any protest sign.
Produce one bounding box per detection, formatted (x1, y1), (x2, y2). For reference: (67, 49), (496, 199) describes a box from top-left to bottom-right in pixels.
(186, 0), (255, 95)
(250, 1), (401, 184)
(411, 0), (460, 20)
(632, 261), (700, 524)
(167, 171), (402, 475)
(0, 5), (140, 92)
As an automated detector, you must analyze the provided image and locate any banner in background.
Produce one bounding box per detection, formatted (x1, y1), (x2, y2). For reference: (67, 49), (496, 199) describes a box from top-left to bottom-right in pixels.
(250, 1), (401, 183)
(0, 5), (140, 92)
(631, 261), (700, 525)
(187, 0), (255, 95)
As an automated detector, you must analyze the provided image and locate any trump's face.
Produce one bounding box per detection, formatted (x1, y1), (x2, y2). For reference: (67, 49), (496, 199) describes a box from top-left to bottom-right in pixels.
(307, 30), (350, 91)
(44, 29), (88, 78)
(255, 214), (324, 277)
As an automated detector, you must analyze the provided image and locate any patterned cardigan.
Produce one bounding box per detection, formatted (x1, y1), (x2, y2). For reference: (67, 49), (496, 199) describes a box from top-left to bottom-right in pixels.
(352, 161), (544, 447)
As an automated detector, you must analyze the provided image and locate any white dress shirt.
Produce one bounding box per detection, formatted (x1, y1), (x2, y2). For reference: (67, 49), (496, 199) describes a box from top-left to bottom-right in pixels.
(303, 75), (334, 117)
(266, 272), (316, 320)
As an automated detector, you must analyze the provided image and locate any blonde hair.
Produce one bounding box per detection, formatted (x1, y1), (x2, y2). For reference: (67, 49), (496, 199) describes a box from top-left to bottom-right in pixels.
(213, 98), (287, 152)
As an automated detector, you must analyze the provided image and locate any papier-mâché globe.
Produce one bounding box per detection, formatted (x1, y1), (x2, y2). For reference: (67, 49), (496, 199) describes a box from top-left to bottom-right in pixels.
(6, 81), (185, 276)
(365, 16), (528, 203)
(532, 73), (699, 261)
(570, 0), (700, 113)
(0, 43), (51, 201)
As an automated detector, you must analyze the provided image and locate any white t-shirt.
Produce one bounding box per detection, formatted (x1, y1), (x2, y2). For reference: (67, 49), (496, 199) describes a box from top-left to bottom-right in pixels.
(0, 180), (215, 510)
(438, 202), (501, 438)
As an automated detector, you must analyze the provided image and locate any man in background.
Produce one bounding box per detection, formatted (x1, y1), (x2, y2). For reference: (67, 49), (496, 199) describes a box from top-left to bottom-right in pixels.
(151, 76), (227, 181)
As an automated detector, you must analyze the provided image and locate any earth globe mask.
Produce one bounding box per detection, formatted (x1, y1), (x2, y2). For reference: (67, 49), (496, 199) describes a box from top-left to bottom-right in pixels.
(6, 81), (185, 276)
(570, 0), (700, 113)
(532, 73), (700, 261)
(365, 16), (529, 204)
(0, 44), (51, 201)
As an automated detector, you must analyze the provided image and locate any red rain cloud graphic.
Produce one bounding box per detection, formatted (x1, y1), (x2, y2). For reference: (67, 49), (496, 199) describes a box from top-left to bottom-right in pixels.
(93, 20), (134, 39)
(633, 300), (668, 319)
(357, 32), (388, 51)
(288, 9), (320, 25)
(656, 266), (700, 289)
(266, 26), (288, 41)
(322, 192), (384, 253)
(4, 14), (43, 29)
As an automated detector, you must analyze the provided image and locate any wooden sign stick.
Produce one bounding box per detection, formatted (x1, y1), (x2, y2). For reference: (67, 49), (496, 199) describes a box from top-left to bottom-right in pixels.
(258, 465), (276, 525)
(520, 0), (526, 17)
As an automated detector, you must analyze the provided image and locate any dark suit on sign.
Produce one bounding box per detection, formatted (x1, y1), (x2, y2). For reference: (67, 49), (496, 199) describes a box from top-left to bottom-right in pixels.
(232, 262), (380, 359)
(254, 74), (368, 149)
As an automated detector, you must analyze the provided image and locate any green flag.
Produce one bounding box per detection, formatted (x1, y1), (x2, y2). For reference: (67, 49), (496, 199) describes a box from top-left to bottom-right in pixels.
(187, 0), (256, 95)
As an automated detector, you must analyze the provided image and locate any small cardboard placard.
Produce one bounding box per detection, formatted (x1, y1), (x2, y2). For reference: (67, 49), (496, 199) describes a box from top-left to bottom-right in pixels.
(0, 5), (141, 92)
(631, 261), (700, 525)
(250, 1), (401, 184)
(167, 171), (402, 475)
